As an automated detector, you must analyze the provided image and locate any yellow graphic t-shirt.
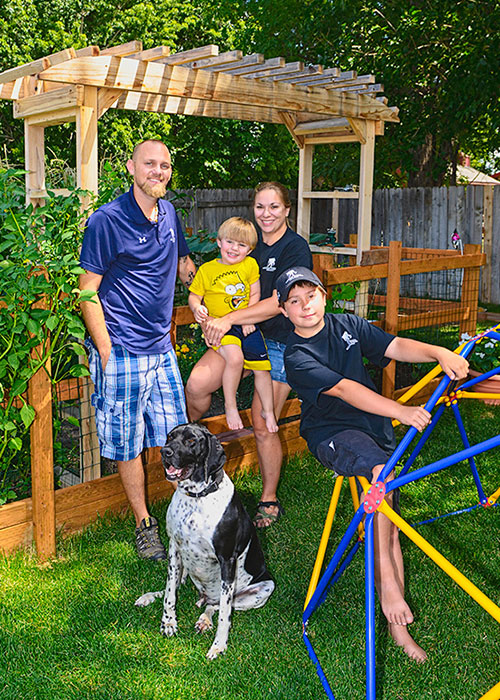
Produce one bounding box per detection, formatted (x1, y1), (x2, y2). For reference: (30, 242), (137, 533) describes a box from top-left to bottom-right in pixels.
(189, 256), (260, 318)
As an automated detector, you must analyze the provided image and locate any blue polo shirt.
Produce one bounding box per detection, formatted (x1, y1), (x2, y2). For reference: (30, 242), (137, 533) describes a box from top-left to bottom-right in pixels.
(80, 188), (190, 354)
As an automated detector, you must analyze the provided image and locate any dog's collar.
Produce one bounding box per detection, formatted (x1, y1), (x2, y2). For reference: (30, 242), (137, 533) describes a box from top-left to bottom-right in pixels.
(184, 469), (224, 498)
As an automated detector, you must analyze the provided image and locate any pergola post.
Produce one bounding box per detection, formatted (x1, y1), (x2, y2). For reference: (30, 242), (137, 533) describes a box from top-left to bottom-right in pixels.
(297, 144), (314, 239)
(25, 120), (57, 560)
(356, 120), (376, 263)
(75, 86), (101, 482)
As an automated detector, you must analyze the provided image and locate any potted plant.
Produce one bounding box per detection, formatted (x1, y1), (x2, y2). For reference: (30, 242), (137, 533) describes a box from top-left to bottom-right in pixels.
(461, 332), (500, 405)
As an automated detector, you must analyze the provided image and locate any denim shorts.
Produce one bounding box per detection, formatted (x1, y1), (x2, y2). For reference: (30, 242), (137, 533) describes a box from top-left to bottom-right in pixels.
(86, 340), (188, 462)
(266, 338), (288, 384)
(316, 429), (400, 510)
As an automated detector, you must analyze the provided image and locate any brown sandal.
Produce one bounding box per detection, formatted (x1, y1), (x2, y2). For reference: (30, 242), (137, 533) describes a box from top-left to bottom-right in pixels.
(253, 500), (284, 528)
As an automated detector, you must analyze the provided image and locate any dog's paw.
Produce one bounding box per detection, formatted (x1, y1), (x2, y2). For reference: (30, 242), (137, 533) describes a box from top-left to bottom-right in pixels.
(135, 590), (163, 607)
(195, 613), (213, 634)
(206, 642), (226, 660)
(160, 617), (178, 637)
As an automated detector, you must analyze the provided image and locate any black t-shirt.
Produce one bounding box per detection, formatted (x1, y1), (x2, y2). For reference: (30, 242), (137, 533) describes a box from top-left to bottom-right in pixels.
(251, 227), (313, 344)
(284, 313), (396, 455)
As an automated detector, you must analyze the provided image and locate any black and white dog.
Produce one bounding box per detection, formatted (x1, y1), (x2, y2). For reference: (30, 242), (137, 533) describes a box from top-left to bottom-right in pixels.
(135, 423), (274, 659)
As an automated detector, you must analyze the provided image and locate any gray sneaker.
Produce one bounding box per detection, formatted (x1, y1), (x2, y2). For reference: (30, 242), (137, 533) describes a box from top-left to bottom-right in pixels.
(135, 516), (167, 561)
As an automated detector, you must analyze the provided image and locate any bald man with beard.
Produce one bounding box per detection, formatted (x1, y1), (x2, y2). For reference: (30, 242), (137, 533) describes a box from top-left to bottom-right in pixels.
(79, 140), (196, 560)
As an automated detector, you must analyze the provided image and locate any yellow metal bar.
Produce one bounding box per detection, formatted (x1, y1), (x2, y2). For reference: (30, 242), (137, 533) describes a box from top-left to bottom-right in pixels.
(461, 391), (500, 401)
(304, 476), (344, 611)
(479, 679), (500, 700)
(394, 337), (474, 413)
(488, 485), (500, 506)
(378, 500), (500, 624)
(349, 476), (364, 539)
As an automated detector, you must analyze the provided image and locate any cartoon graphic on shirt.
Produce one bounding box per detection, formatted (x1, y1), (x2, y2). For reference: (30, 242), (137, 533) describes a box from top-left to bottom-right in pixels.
(225, 281), (246, 310)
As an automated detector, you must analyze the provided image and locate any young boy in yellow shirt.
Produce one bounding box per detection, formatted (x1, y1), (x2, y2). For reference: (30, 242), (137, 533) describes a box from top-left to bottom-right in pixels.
(188, 217), (278, 433)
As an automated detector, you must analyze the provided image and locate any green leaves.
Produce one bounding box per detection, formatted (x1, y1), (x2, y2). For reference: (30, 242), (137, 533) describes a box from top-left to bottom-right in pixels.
(0, 169), (90, 502)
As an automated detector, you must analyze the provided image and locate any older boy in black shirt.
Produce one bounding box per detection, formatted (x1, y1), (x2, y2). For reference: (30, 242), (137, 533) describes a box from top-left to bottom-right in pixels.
(276, 267), (469, 662)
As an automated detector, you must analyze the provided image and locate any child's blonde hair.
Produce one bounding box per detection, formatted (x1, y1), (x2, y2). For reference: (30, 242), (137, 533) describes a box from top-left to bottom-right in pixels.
(217, 217), (258, 250)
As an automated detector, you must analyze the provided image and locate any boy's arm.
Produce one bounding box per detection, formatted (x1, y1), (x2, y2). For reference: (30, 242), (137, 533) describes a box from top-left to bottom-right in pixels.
(247, 279), (261, 307)
(384, 337), (469, 380)
(323, 378), (432, 432)
(241, 280), (261, 335)
(188, 291), (209, 324)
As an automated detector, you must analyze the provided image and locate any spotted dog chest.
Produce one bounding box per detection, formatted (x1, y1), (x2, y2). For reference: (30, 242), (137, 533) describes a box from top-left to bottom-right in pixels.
(166, 474), (246, 598)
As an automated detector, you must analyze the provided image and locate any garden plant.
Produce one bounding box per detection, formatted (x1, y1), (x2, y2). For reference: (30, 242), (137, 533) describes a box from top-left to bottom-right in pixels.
(0, 169), (90, 504)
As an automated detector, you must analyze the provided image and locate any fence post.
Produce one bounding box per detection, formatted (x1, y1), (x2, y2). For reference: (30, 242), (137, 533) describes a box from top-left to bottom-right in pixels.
(460, 243), (481, 337)
(481, 187), (493, 304)
(28, 306), (56, 560)
(382, 241), (402, 398)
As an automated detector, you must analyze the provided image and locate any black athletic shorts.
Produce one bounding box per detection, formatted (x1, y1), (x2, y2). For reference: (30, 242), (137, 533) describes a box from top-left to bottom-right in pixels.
(316, 429), (400, 512)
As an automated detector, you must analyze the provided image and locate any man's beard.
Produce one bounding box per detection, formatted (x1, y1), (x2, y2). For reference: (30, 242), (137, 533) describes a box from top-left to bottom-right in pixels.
(138, 179), (168, 199)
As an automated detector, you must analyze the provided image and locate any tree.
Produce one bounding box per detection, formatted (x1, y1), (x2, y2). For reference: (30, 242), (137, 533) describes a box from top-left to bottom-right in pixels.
(243, 0), (500, 186)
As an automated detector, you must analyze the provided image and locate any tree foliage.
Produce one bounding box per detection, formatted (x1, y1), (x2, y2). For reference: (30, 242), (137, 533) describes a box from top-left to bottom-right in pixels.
(0, 0), (499, 187)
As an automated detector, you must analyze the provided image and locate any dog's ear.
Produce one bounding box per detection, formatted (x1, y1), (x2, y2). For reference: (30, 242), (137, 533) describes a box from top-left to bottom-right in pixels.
(205, 431), (226, 482)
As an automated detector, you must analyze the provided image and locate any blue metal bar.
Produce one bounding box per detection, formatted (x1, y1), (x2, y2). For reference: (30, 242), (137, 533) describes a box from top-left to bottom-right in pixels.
(399, 403), (446, 477)
(380, 371), (457, 484)
(413, 502), (484, 527)
(365, 514), (376, 700)
(303, 629), (337, 700)
(385, 434), (500, 494)
(460, 364), (500, 391)
(451, 402), (487, 502)
(303, 505), (366, 623)
(316, 540), (361, 609)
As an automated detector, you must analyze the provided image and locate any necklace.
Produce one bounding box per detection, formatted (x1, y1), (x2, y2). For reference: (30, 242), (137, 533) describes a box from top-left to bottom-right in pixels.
(148, 203), (158, 223)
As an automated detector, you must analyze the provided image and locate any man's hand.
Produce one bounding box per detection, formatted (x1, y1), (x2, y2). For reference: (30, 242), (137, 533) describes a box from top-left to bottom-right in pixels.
(395, 405), (432, 432)
(100, 346), (111, 372)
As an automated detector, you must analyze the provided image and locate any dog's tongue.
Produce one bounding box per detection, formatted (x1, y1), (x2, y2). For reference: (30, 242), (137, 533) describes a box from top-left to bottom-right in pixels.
(165, 465), (184, 479)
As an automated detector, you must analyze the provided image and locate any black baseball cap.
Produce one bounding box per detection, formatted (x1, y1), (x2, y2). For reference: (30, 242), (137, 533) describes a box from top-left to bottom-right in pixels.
(275, 267), (326, 303)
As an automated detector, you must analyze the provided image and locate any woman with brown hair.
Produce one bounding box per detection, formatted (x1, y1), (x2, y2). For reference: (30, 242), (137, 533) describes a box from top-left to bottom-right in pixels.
(185, 182), (313, 527)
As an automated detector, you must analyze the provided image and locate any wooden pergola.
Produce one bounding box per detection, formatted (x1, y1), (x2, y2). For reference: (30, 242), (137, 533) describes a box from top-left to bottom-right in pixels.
(0, 41), (399, 558)
(0, 40), (398, 258)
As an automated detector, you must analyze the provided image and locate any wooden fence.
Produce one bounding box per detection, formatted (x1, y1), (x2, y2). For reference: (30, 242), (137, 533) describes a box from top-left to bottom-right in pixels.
(172, 184), (500, 303)
(0, 245), (485, 559)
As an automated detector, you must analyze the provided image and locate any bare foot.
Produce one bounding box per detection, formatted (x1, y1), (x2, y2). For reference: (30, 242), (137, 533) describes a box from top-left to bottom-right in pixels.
(262, 410), (278, 433)
(225, 406), (243, 430)
(389, 623), (428, 662)
(379, 582), (414, 626)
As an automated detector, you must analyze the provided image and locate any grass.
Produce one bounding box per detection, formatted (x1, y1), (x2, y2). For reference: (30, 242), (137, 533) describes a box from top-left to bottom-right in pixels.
(1, 401), (499, 700)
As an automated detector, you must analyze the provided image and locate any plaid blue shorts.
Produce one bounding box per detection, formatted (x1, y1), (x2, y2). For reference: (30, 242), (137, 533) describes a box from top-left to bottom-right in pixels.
(86, 340), (188, 462)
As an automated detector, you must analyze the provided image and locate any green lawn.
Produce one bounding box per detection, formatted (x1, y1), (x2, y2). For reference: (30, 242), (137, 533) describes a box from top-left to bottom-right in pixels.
(1, 400), (499, 700)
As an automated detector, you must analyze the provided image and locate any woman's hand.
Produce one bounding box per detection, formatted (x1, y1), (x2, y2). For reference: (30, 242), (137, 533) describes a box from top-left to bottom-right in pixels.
(204, 316), (233, 346)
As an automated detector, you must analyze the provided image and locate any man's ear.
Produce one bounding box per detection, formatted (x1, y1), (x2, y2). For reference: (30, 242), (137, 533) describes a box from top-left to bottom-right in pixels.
(279, 304), (288, 318)
(126, 159), (135, 177)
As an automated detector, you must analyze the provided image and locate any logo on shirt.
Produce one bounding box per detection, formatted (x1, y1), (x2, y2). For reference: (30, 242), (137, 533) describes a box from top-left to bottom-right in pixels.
(138, 236), (147, 244)
(329, 440), (336, 452)
(341, 331), (358, 350)
(263, 257), (276, 272)
(169, 227), (176, 243)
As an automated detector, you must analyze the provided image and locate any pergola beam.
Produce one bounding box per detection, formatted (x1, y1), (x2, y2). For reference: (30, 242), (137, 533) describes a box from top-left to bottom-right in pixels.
(38, 56), (399, 122)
